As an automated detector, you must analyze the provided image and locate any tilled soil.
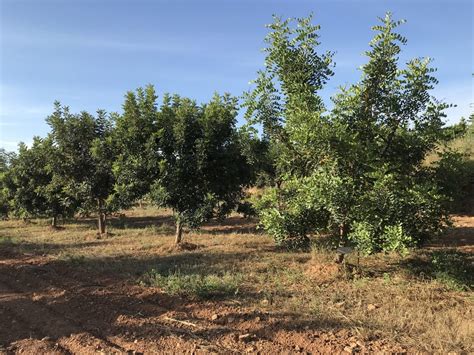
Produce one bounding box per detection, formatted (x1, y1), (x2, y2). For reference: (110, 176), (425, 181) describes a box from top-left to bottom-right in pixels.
(0, 249), (411, 354)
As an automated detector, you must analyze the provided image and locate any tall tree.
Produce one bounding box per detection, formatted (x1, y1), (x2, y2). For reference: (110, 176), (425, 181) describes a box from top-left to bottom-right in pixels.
(247, 13), (453, 254)
(243, 14), (335, 180)
(244, 14), (335, 249)
(152, 93), (252, 244)
(328, 13), (450, 253)
(113, 85), (159, 208)
(46, 102), (116, 234)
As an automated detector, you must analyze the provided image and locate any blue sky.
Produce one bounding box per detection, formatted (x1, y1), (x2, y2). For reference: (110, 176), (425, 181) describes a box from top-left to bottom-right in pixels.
(1, 0), (472, 151)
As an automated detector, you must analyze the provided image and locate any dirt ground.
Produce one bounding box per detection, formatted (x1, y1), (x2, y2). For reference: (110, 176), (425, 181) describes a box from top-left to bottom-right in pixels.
(0, 209), (472, 354)
(0, 251), (409, 354)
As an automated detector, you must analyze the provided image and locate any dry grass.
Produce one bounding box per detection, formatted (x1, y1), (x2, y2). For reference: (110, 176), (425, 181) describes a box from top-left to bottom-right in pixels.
(1, 206), (472, 352)
(425, 130), (474, 165)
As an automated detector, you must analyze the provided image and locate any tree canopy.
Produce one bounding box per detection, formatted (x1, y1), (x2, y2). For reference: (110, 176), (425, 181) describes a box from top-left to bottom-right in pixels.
(46, 102), (116, 234)
(142, 92), (251, 243)
(246, 13), (461, 254)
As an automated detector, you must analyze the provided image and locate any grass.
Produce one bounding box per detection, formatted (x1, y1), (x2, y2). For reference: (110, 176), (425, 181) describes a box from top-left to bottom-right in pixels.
(0, 205), (472, 352)
(430, 250), (472, 290)
(140, 269), (242, 299)
(0, 236), (18, 246)
(425, 128), (474, 165)
(405, 249), (473, 291)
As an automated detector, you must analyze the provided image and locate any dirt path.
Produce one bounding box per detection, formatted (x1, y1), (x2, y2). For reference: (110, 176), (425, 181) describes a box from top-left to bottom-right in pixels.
(0, 248), (414, 354)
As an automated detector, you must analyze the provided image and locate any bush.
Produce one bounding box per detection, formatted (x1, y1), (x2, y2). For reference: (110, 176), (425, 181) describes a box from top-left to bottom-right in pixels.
(348, 172), (449, 254)
(236, 201), (257, 218)
(255, 183), (330, 250)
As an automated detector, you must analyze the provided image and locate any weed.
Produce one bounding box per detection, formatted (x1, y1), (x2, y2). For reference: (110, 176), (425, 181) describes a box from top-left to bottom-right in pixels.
(0, 236), (18, 246)
(353, 277), (369, 288)
(140, 269), (242, 299)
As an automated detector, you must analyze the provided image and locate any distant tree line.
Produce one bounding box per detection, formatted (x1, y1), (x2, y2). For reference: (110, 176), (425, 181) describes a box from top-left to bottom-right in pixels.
(0, 12), (471, 252)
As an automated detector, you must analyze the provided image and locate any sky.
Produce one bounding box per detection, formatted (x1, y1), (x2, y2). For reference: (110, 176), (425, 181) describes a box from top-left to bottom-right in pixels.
(0, 0), (472, 151)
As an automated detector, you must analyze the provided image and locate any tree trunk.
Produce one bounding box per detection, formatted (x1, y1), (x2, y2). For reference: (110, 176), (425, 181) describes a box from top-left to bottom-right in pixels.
(175, 219), (183, 244)
(97, 199), (106, 235)
(99, 212), (107, 234)
(335, 223), (347, 264)
(51, 215), (57, 228)
(339, 223), (346, 243)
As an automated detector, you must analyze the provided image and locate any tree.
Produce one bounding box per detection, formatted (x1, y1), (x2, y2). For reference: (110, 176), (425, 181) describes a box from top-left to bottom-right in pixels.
(243, 14), (335, 180)
(113, 85), (159, 208)
(327, 13), (451, 253)
(238, 125), (278, 188)
(0, 148), (16, 218)
(152, 93), (252, 244)
(441, 118), (468, 142)
(244, 14), (335, 249)
(4, 138), (75, 226)
(46, 102), (116, 234)
(247, 13), (454, 254)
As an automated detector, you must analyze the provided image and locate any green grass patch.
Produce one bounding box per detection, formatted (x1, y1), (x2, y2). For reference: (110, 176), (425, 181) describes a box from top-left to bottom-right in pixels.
(140, 269), (242, 299)
(0, 236), (18, 246)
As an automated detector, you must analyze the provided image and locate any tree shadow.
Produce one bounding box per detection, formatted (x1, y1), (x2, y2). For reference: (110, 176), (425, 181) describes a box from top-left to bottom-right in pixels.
(199, 216), (260, 235)
(70, 214), (176, 230)
(76, 250), (259, 278)
(0, 240), (113, 260)
(70, 214), (260, 236)
(0, 247), (176, 349)
(426, 225), (474, 249)
(399, 249), (473, 290)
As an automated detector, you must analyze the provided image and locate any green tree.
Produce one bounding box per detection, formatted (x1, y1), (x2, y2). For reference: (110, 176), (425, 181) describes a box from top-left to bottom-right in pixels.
(441, 118), (468, 142)
(243, 14), (334, 180)
(46, 102), (116, 234)
(4, 138), (75, 226)
(113, 85), (160, 208)
(152, 93), (252, 244)
(247, 13), (453, 254)
(328, 13), (451, 253)
(238, 125), (278, 188)
(0, 148), (16, 218)
(244, 14), (335, 248)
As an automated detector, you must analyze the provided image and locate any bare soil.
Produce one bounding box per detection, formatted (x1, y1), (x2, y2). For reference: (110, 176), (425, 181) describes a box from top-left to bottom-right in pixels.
(0, 209), (472, 354)
(0, 252), (410, 354)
